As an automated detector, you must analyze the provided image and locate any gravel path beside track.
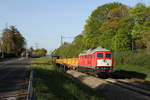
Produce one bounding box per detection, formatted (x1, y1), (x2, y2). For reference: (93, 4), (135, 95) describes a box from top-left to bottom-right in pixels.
(0, 58), (31, 100)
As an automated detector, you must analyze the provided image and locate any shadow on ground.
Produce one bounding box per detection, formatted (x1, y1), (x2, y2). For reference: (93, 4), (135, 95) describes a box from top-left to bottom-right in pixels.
(109, 70), (147, 79)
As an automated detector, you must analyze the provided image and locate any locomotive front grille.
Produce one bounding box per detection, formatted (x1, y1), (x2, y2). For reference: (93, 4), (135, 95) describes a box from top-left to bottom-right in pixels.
(96, 67), (113, 72)
(97, 59), (112, 66)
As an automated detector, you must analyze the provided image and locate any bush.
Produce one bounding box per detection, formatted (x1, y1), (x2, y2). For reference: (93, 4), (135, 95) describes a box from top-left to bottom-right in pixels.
(115, 50), (150, 68)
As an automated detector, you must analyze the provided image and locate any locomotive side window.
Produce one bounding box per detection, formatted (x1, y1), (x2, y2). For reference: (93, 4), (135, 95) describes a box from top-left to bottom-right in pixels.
(106, 53), (111, 58)
(97, 53), (103, 58)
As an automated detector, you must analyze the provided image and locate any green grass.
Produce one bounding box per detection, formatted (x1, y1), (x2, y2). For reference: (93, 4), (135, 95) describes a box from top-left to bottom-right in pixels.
(32, 57), (50, 64)
(113, 51), (150, 81)
(115, 64), (150, 81)
(30, 57), (105, 100)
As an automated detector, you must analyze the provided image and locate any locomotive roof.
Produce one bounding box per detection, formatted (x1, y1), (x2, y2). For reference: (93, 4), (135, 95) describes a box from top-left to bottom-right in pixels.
(79, 47), (110, 56)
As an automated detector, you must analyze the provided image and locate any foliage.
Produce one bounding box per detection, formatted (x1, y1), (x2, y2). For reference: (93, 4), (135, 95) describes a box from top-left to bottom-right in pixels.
(141, 21), (150, 53)
(83, 2), (128, 49)
(32, 48), (47, 57)
(115, 50), (150, 67)
(1, 26), (25, 57)
(52, 2), (150, 58)
(52, 34), (85, 58)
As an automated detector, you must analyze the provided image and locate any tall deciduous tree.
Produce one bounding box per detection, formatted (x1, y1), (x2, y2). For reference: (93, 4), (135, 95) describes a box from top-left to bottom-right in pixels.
(129, 3), (150, 49)
(83, 2), (129, 49)
(1, 26), (26, 57)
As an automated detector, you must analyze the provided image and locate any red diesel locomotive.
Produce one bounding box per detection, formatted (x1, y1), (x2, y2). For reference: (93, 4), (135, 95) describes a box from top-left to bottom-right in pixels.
(78, 47), (113, 73)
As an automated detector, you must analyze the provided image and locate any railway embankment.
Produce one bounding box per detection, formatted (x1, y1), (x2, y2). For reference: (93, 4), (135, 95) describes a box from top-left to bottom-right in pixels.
(67, 70), (150, 100)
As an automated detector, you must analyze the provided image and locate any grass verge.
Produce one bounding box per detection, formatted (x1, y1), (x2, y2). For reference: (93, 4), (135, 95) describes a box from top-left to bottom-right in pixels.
(115, 64), (150, 81)
(30, 57), (105, 100)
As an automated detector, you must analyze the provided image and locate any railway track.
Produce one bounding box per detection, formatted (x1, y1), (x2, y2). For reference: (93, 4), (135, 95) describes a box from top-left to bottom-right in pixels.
(80, 68), (150, 97)
(105, 78), (150, 97)
(66, 70), (150, 99)
(93, 73), (150, 98)
(57, 64), (150, 98)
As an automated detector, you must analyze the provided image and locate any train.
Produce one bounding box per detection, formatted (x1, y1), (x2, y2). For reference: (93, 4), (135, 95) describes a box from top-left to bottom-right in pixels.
(55, 47), (113, 74)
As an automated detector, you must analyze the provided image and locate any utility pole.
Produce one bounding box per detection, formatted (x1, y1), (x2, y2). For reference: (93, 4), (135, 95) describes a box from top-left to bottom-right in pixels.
(5, 23), (8, 28)
(61, 35), (63, 45)
(35, 43), (39, 50)
(60, 35), (74, 46)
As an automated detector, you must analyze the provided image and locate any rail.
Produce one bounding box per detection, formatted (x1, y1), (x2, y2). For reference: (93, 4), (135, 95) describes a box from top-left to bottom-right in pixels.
(105, 78), (150, 97)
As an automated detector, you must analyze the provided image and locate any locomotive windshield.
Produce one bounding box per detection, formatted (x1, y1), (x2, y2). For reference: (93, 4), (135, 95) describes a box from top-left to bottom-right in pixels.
(106, 53), (111, 58)
(97, 53), (103, 58)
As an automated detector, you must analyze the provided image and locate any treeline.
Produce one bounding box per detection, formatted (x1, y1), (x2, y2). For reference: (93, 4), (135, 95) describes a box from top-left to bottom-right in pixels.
(52, 2), (150, 58)
(0, 26), (26, 58)
(30, 48), (47, 57)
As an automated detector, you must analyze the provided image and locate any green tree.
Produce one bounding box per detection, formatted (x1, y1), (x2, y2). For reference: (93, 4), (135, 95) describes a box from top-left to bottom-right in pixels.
(1, 26), (26, 57)
(141, 21), (150, 53)
(83, 2), (128, 49)
(129, 3), (150, 49)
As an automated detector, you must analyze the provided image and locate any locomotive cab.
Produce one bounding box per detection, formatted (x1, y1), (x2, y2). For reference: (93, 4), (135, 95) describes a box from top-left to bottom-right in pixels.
(78, 47), (113, 74)
(96, 51), (113, 72)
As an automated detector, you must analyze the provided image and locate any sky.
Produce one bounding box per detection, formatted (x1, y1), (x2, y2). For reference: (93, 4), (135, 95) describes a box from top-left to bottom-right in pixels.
(0, 0), (150, 52)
